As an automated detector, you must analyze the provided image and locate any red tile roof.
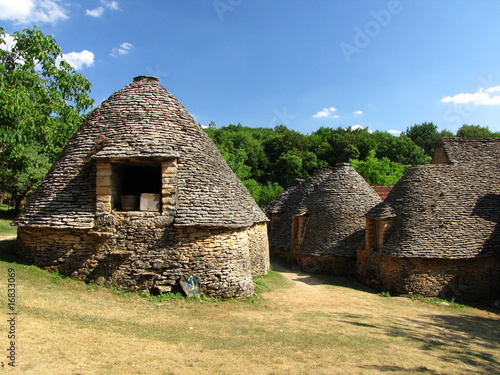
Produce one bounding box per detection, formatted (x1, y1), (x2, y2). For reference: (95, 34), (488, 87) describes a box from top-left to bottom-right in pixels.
(371, 186), (393, 201)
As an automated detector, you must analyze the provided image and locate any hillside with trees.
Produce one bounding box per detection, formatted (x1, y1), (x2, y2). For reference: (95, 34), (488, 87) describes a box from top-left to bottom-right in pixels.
(205, 122), (500, 207)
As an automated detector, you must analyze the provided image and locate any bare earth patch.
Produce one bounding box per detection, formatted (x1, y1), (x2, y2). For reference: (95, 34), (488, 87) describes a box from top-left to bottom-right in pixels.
(0, 253), (498, 375)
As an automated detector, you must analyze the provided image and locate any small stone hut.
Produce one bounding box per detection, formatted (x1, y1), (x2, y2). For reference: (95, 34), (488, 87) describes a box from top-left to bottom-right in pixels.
(14, 76), (269, 298)
(358, 138), (500, 302)
(265, 164), (381, 274)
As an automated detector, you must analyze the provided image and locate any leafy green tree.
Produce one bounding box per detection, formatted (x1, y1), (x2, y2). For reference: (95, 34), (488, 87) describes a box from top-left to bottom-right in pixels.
(404, 122), (454, 156)
(350, 151), (409, 186)
(373, 132), (431, 165)
(0, 26), (93, 210)
(456, 124), (500, 138)
(242, 179), (283, 207)
(206, 123), (436, 204)
(404, 122), (438, 156)
(0, 143), (51, 211)
(311, 126), (375, 165)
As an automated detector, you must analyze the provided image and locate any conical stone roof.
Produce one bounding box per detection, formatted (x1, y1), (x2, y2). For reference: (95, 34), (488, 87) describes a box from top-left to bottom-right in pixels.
(298, 163), (382, 256)
(367, 138), (500, 259)
(15, 76), (267, 228)
(265, 164), (381, 257)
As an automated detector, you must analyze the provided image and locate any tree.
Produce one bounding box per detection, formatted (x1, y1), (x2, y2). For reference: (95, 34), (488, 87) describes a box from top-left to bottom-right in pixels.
(373, 132), (431, 165)
(0, 26), (93, 210)
(456, 124), (500, 138)
(404, 122), (454, 156)
(350, 151), (409, 186)
(0, 143), (51, 211)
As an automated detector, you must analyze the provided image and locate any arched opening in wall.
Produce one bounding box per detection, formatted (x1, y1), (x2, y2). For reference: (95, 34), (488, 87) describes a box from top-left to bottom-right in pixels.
(112, 162), (162, 211)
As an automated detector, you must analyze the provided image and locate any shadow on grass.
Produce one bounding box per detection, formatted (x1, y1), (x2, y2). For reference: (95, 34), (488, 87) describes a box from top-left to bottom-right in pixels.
(0, 238), (29, 265)
(0, 209), (17, 220)
(359, 365), (438, 373)
(377, 313), (500, 374)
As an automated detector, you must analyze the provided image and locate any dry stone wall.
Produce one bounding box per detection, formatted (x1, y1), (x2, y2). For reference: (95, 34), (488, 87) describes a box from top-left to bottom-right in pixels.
(357, 248), (500, 302)
(247, 222), (270, 276)
(16, 216), (270, 299)
(295, 253), (356, 275)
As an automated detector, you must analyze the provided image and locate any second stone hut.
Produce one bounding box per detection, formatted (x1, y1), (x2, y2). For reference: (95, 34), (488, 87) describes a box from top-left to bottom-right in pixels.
(265, 164), (381, 274)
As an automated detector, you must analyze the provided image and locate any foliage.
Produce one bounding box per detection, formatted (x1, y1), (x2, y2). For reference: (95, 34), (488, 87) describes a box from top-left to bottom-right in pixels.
(205, 124), (434, 206)
(404, 122), (453, 156)
(206, 121), (500, 206)
(0, 143), (52, 211)
(456, 124), (500, 138)
(0, 26), (93, 211)
(350, 151), (409, 186)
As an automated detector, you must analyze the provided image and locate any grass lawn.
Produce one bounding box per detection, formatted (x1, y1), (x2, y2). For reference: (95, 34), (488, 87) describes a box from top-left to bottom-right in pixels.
(0, 240), (498, 374)
(0, 204), (17, 238)
(0, 220), (17, 238)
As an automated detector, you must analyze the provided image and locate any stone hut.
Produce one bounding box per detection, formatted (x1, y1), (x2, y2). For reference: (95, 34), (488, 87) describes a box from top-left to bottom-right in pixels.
(358, 138), (500, 302)
(265, 164), (381, 274)
(14, 76), (269, 299)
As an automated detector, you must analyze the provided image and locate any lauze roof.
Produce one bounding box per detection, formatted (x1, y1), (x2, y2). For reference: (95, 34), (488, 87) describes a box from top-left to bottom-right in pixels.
(367, 138), (500, 259)
(266, 164), (381, 257)
(15, 76), (267, 229)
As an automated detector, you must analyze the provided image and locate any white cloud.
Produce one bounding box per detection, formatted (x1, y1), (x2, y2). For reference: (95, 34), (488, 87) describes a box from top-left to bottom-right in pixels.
(388, 130), (402, 136)
(111, 42), (133, 56)
(105, 1), (119, 10)
(349, 124), (372, 133)
(86, 6), (104, 17)
(441, 86), (500, 105)
(3, 32), (94, 71)
(62, 50), (95, 70)
(0, 0), (68, 24)
(350, 124), (363, 131)
(354, 110), (363, 115)
(86, 1), (119, 17)
(312, 106), (337, 118)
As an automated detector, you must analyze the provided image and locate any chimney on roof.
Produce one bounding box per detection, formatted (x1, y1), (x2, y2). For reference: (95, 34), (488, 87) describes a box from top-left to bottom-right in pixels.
(133, 76), (159, 82)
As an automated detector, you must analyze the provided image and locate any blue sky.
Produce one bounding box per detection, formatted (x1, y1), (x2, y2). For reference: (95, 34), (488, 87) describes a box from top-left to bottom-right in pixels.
(2, 0), (500, 135)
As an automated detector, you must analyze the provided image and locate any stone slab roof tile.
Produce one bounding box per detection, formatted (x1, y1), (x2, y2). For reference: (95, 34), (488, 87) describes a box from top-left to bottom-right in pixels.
(265, 164), (381, 257)
(371, 141), (500, 259)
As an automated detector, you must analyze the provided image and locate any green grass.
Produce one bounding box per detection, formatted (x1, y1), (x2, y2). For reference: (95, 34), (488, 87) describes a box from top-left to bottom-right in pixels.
(0, 219), (17, 236)
(0, 203), (13, 211)
(411, 295), (467, 309)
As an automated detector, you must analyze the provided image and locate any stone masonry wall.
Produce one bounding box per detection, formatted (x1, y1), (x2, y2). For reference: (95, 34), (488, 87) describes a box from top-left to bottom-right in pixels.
(357, 248), (500, 302)
(16, 227), (102, 275)
(247, 222), (270, 276)
(16, 215), (268, 299)
(295, 253), (355, 275)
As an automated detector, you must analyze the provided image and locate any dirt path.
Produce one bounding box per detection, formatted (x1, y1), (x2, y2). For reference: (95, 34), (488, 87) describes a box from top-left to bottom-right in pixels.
(263, 262), (494, 320)
(0, 235), (16, 241)
(267, 263), (341, 309)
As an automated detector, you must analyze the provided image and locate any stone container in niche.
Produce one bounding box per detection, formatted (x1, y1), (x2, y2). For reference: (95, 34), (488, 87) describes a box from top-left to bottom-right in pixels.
(140, 193), (161, 211)
(121, 195), (139, 211)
